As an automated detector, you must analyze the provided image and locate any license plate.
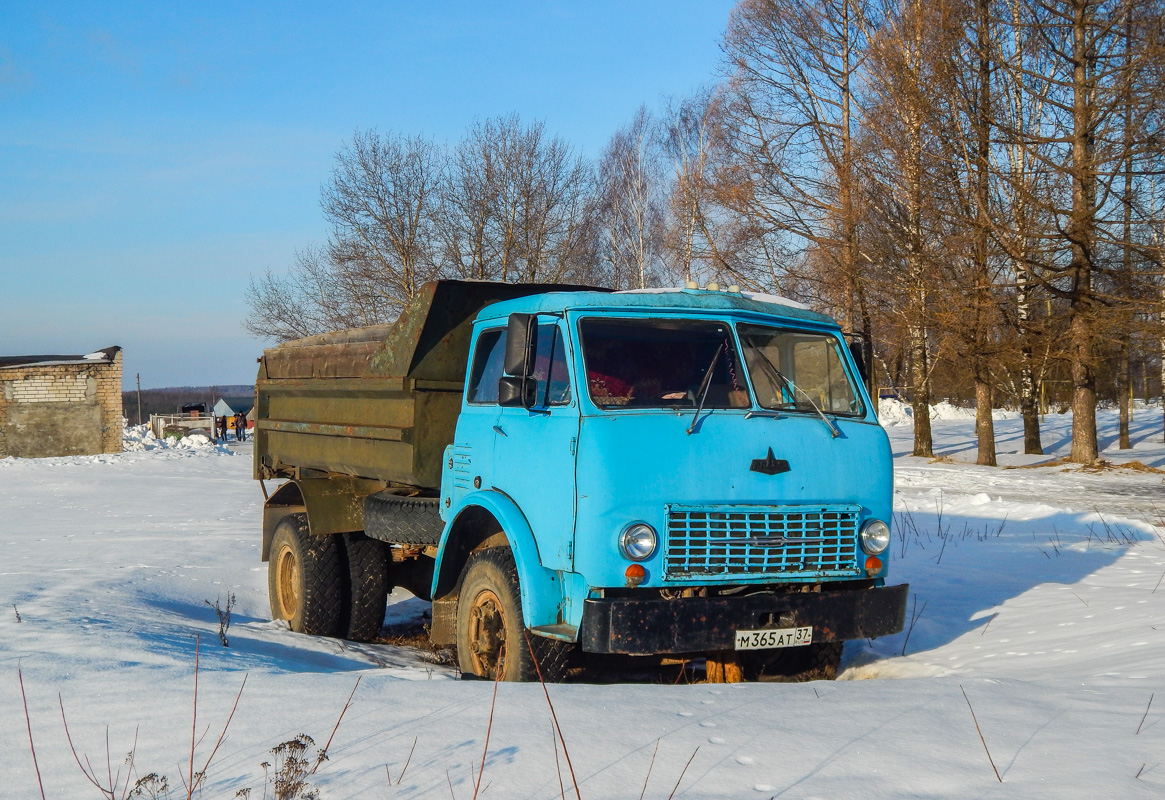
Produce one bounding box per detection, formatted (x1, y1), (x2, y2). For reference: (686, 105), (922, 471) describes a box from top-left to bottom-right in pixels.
(734, 626), (813, 651)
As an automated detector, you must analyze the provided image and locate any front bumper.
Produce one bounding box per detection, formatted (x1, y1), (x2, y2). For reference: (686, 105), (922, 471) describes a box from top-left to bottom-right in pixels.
(579, 583), (909, 655)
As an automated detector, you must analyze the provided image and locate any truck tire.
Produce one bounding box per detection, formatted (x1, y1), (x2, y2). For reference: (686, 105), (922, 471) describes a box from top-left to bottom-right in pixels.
(744, 641), (843, 682)
(363, 490), (443, 546)
(340, 532), (391, 642)
(455, 548), (570, 682)
(268, 513), (344, 636)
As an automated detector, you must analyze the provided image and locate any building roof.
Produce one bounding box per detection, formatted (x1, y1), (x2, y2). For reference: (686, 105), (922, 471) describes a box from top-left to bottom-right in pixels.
(0, 346), (121, 370)
(214, 396), (254, 414)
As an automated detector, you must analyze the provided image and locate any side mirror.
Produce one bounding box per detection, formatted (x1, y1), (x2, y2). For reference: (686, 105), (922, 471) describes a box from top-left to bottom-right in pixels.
(500, 314), (539, 409)
(504, 314), (538, 378)
(498, 375), (538, 407)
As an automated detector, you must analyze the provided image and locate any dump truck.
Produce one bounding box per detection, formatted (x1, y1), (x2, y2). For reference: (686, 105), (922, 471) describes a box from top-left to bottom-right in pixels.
(254, 280), (907, 681)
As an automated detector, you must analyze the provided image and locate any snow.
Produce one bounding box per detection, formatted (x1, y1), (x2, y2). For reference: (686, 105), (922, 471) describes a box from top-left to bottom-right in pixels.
(121, 424), (231, 454)
(616, 286), (811, 310)
(880, 397), (1025, 425)
(3, 409), (1165, 797)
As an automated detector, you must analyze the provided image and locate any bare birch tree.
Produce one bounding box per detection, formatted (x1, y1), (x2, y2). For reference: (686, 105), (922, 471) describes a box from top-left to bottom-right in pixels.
(721, 0), (876, 328)
(595, 106), (665, 289)
(659, 89), (737, 285)
(321, 130), (445, 314)
(442, 114), (596, 284)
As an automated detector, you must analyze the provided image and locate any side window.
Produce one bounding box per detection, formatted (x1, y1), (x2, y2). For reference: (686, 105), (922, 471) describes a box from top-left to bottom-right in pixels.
(467, 329), (506, 404)
(792, 339), (859, 414)
(466, 323), (572, 406)
(533, 324), (572, 406)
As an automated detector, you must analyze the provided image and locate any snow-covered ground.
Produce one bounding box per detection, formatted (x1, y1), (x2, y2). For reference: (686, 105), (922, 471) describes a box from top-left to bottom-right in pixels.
(3, 411), (1165, 798)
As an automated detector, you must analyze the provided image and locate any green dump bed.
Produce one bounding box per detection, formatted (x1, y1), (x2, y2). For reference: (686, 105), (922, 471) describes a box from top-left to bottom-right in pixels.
(254, 280), (590, 489)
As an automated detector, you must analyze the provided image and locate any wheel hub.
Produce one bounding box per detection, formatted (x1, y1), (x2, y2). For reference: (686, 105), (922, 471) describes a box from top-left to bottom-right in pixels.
(467, 589), (508, 678)
(275, 544), (300, 620)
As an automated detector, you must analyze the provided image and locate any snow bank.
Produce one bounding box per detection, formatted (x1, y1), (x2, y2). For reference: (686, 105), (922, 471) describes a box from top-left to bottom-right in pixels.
(122, 423), (164, 451)
(879, 398), (1022, 426)
(122, 424), (231, 454)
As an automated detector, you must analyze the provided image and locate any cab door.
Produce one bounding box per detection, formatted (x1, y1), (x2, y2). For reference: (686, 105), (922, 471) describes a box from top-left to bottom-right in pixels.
(490, 319), (579, 571)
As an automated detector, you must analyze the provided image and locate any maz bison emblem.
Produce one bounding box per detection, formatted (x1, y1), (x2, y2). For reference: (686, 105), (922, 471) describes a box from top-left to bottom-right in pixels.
(750, 447), (791, 476)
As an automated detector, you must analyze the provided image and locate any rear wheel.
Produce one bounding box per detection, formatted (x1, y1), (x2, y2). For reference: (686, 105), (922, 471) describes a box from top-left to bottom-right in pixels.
(340, 532), (391, 642)
(455, 548), (571, 682)
(268, 514), (344, 636)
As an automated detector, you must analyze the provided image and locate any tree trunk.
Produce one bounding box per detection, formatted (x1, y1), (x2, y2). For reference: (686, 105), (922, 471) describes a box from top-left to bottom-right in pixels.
(1009, 0), (1041, 455)
(1118, 338), (1131, 449)
(975, 374), (996, 466)
(1067, 0), (1099, 464)
(1020, 356), (1042, 454)
(1069, 312), (1098, 462)
(910, 322), (933, 457)
(1118, 12), (1133, 452)
(1017, 265), (1042, 454)
(972, 0), (995, 468)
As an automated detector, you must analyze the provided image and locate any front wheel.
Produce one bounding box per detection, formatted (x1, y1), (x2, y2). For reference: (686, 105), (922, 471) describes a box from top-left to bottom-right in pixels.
(455, 548), (571, 682)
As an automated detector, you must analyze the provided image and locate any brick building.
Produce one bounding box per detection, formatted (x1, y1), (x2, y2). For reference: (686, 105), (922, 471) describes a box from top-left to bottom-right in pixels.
(0, 347), (123, 458)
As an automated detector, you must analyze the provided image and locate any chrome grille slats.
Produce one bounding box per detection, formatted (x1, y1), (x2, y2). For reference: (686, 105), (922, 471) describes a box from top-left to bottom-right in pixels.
(663, 504), (862, 580)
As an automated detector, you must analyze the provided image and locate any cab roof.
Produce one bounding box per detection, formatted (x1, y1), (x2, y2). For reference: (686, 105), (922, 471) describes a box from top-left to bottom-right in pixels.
(478, 287), (838, 327)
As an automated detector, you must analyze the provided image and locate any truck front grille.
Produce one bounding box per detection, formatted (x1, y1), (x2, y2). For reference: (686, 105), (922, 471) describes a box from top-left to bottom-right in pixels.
(663, 505), (862, 580)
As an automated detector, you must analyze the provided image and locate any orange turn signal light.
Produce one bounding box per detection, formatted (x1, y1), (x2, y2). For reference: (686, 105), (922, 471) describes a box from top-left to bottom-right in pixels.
(624, 564), (647, 587)
(865, 556), (883, 575)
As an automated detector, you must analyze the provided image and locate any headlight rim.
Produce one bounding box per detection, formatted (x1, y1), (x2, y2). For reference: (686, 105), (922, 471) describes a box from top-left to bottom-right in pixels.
(619, 522), (658, 562)
(860, 518), (891, 555)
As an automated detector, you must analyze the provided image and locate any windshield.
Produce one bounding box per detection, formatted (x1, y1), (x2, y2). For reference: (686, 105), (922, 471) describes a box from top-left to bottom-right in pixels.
(580, 318), (749, 409)
(737, 324), (864, 417)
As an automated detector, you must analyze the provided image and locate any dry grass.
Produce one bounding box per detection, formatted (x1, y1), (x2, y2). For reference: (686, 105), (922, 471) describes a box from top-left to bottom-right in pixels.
(1003, 457), (1165, 473)
(1002, 456), (1073, 470)
(374, 622), (457, 666)
(1079, 460), (1165, 474)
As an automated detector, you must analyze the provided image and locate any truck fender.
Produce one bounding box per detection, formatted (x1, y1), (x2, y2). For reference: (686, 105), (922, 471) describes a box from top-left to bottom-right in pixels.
(431, 490), (563, 630)
(260, 477), (383, 561)
(261, 482), (305, 562)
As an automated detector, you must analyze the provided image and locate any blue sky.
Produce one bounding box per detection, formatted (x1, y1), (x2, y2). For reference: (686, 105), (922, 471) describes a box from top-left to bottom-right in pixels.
(0, 1), (735, 389)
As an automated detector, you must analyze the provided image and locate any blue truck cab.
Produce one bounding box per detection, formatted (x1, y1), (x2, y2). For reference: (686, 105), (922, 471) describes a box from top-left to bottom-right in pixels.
(255, 281), (906, 682)
(434, 286), (906, 679)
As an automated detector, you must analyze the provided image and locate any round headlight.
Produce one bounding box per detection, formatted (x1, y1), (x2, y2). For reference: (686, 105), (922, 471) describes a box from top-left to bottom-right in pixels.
(860, 519), (890, 555)
(619, 523), (657, 561)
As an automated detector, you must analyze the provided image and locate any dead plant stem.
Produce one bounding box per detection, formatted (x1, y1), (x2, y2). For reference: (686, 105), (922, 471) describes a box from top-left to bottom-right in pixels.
(550, 721), (565, 800)
(666, 747), (700, 800)
(18, 667), (47, 800)
(960, 685), (1002, 782)
(188, 635), (200, 797)
(525, 630), (581, 799)
(638, 739), (659, 800)
(1136, 693), (1154, 735)
(397, 737), (418, 784)
(312, 676), (361, 773)
(473, 665), (502, 800)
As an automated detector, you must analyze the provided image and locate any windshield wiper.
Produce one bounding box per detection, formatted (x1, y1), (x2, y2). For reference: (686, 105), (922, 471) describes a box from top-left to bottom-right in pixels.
(686, 343), (723, 435)
(749, 348), (840, 438)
